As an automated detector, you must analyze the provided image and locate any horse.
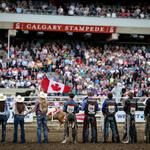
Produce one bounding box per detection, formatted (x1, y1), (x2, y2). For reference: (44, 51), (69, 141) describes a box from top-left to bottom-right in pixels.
(47, 109), (65, 128)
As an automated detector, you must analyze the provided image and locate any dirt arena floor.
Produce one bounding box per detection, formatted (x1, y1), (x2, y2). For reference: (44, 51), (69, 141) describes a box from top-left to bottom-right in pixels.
(0, 122), (149, 150)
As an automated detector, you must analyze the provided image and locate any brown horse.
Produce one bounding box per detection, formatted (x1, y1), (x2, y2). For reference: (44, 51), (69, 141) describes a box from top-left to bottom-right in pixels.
(47, 109), (66, 128)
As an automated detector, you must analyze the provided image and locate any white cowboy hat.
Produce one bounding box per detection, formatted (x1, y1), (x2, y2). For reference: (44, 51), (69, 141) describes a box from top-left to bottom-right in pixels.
(39, 91), (47, 99)
(0, 93), (7, 101)
(15, 95), (24, 103)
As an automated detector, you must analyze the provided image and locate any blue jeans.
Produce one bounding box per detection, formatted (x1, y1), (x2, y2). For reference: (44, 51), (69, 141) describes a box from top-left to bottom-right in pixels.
(83, 115), (97, 143)
(104, 116), (117, 142)
(0, 115), (7, 142)
(145, 115), (150, 143)
(13, 115), (25, 143)
(37, 115), (48, 143)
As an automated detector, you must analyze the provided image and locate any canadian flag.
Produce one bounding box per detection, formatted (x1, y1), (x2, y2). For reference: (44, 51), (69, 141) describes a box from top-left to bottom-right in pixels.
(41, 77), (71, 93)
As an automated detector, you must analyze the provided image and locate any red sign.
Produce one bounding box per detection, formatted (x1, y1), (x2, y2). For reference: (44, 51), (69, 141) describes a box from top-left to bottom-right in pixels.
(13, 22), (116, 33)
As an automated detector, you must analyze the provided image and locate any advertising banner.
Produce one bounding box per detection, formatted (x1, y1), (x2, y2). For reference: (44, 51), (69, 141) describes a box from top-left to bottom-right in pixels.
(7, 110), (33, 123)
(13, 22), (116, 33)
(115, 111), (145, 122)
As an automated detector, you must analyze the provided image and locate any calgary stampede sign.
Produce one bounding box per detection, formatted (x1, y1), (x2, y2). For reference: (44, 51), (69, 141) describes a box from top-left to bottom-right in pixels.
(13, 22), (116, 33)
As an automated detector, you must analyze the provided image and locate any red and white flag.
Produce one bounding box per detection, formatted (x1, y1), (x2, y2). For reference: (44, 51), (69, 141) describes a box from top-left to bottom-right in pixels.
(41, 77), (71, 93)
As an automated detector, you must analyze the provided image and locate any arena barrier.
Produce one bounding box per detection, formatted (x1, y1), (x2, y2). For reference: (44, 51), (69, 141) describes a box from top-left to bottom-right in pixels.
(6, 96), (149, 123)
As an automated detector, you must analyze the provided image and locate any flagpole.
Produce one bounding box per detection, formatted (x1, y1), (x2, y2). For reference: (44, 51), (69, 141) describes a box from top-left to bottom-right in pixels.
(7, 30), (10, 59)
(64, 75), (66, 84)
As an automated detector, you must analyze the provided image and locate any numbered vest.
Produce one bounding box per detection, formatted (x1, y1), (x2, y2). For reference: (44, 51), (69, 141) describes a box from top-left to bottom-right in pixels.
(108, 105), (115, 113)
(85, 99), (97, 115)
(67, 105), (75, 113)
(130, 104), (136, 115)
(88, 104), (95, 114)
(107, 101), (115, 114)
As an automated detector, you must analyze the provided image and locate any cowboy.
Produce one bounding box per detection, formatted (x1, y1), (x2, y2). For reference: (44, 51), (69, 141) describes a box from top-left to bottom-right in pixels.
(82, 92), (100, 143)
(102, 92), (119, 143)
(34, 91), (49, 143)
(12, 95), (28, 143)
(62, 93), (79, 144)
(0, 93), (10, 143)
(144, 91), (150, 143)
(122, 91), (138, 143)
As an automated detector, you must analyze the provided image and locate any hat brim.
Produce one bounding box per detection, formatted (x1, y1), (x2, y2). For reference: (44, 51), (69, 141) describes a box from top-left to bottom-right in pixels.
(16, 98), (24, 103)
(0, 96), (7, 101)
(39, 95), (46, 99)
(39, 92), (47, 99)
(17, 100), (24, 103)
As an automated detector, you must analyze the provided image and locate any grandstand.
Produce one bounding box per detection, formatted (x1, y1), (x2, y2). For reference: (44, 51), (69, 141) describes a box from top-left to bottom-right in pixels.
(0, 0), (150, 96)
(0, 1), (149, 147)
(0, 0), (149, 18)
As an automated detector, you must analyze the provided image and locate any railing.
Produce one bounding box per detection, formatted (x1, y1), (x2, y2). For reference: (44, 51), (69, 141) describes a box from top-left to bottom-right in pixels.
(6, 96), (149, 124)
(0, 13), (150, 28)
(7, 96), (148, 110)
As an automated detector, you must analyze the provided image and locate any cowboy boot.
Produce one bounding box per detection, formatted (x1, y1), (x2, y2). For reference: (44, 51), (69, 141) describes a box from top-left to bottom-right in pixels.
(61, 137), (67, 144)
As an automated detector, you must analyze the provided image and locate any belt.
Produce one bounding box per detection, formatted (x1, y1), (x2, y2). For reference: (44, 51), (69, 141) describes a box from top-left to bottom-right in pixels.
(14, 114), (25, 116)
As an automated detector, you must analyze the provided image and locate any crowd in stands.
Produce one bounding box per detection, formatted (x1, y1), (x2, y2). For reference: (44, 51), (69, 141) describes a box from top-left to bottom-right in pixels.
(0, 40), (150, 99)
(0, 0), (149, 19)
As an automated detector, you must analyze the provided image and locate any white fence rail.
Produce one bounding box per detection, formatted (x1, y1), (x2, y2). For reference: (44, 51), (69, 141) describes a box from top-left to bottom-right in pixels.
(6, 96), (149, 123)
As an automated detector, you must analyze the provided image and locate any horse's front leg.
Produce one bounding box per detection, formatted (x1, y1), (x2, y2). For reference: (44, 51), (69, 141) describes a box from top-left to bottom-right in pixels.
(56, 121), (64, 130)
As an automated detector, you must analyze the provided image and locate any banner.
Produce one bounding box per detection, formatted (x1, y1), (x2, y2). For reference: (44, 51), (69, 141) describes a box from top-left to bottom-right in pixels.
(115, 111), (145, 122)
(76, 111), (145, 123)
(13, 22), (116, 33)
(7, 110), (33, 123)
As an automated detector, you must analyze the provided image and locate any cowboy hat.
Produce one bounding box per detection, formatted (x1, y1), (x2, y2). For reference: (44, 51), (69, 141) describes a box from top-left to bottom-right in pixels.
(128, 90), (134, 98)
(15, 95), (24, 103)
(0, 93), (7, 101)
(39, 91), (47, 99)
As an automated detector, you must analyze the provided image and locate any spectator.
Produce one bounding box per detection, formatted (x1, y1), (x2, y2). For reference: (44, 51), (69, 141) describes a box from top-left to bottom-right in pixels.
(58, 6), (64, 15)
(0, 39), (149, 101)
(0, 0), (149, 18)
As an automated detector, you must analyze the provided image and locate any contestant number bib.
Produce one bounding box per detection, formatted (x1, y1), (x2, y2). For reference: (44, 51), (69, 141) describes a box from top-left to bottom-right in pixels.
(88, 104), (95, 114)
(130, 107), (136, 115)
(108, 105), (115, 113)
(67, 105), (75, 113)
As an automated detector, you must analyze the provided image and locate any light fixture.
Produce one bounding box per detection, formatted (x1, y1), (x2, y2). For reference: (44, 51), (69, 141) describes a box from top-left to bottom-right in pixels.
(66, 32), (73, 36)
(37, 31), (44, 35)
(23, 30), (29, 34)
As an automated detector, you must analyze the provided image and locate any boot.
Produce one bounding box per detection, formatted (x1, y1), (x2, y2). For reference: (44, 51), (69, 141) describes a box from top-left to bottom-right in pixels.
(61, 137), (67, 144)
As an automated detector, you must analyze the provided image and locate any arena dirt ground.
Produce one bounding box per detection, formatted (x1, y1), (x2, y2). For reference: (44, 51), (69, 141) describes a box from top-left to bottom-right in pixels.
(0, 123), (149, 150)
(0, 143), (149, 150)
